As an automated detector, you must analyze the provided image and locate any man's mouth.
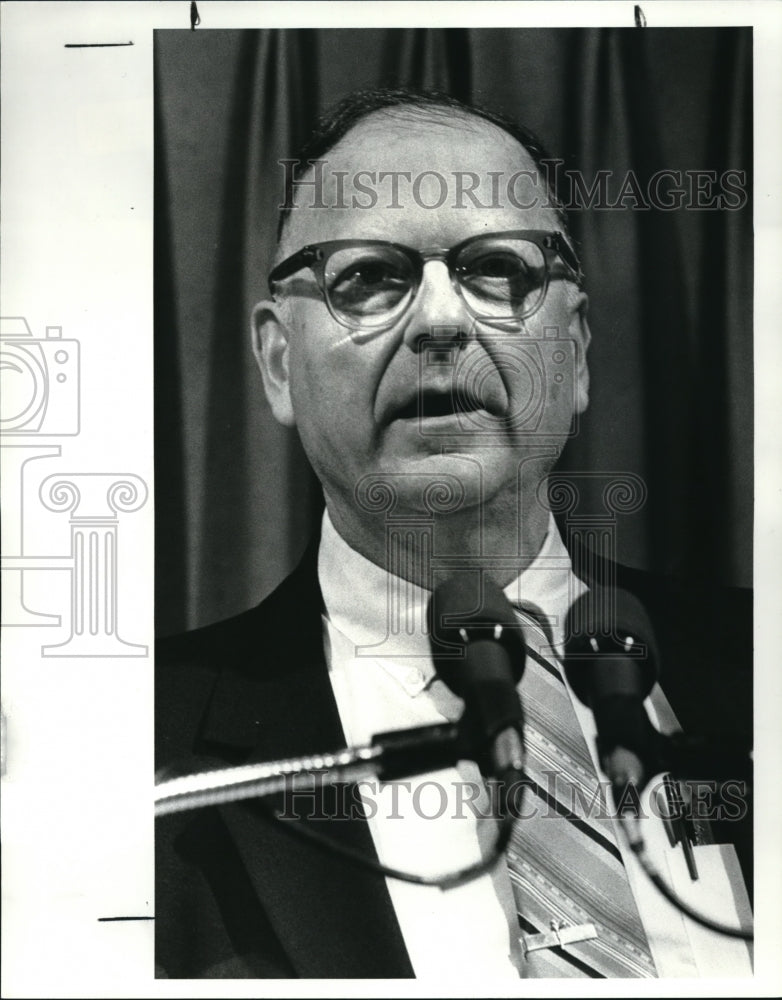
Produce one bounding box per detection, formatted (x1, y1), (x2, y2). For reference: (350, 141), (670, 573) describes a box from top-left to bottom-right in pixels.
(393, 387), (487, 421)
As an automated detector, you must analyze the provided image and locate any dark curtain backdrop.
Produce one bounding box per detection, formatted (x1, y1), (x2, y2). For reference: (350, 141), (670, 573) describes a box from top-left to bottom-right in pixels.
(154, 28), (752, 637)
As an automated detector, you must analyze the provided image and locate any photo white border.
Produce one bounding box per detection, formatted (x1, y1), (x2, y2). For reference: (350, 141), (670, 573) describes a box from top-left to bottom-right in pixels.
(1, 2), (780, 997)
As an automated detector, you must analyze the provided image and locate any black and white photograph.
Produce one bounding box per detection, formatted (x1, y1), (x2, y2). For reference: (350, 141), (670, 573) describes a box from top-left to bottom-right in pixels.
(2, 3), (781, 997)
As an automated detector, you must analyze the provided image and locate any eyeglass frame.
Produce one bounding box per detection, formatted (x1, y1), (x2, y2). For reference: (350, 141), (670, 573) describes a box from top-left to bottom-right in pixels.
(267, 229), (584, 330)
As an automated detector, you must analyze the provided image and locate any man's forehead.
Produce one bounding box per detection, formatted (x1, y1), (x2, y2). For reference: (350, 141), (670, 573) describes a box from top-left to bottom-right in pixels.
(278, 109), (557, 255)
(327, 107), (533, 166)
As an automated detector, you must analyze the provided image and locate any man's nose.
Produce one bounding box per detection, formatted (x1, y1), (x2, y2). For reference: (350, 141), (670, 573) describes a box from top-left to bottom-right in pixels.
(400, 260), (472, 352)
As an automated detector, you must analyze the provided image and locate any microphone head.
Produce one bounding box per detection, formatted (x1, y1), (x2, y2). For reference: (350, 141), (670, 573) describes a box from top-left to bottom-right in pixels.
(564, 586), (662, 791)
(429, 573), (527, 780)
(563, 586), (658, 707)
(428, 573), (526, 696)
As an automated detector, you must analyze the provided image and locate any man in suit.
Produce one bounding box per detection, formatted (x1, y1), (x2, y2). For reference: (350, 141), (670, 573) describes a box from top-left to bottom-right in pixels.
(156, 89), (753, 979)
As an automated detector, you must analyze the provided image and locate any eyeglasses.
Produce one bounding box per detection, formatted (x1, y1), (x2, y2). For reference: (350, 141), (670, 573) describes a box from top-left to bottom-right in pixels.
(268, 230), (582, 331)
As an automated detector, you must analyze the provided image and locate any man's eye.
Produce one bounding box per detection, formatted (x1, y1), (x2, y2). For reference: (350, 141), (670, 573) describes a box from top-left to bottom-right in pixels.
(328, 255), (411, 315)
(353, 263), (402, 287)
(461, 252), (542, 304)
(330, 256), (406, 290)
(468, 252), (528, 280)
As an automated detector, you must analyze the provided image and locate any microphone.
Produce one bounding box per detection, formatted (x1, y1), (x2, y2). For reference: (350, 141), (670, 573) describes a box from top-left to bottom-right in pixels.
(563, 587), (753, 793)
(428, 575), (526, 795)
(563, 588), (755, 941)
(563, 586), (661, 797)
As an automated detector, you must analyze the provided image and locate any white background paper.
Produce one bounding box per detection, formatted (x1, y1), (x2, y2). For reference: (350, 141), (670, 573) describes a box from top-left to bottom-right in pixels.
(2, 2), (781, 997)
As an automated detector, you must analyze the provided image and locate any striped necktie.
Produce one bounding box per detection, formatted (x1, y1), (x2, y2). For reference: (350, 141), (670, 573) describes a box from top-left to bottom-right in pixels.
(508, 607), (658, 978)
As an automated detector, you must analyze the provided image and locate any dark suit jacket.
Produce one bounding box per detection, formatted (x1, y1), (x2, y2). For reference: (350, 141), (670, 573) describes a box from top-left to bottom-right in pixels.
(155, 539), (752, 978)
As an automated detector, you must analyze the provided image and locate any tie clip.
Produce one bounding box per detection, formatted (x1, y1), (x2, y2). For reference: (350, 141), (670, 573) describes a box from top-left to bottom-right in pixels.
(522, 920), (598, 955)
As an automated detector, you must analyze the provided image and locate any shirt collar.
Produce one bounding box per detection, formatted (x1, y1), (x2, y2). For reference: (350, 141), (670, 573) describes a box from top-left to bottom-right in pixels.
(318, 508), (583, 697)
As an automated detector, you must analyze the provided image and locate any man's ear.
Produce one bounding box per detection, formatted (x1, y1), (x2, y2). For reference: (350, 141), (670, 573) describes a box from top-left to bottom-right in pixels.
(569, 291), (591, 416)
(251, 300), (296, 427)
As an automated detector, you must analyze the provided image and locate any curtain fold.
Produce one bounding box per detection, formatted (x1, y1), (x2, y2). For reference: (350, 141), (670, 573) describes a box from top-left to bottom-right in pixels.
(697, 29), (753, 587)
(154, 28), (752, 636)
(197, 30), (324, 625)
(558, 29), (653, 572)
(154, 42), (189, 630)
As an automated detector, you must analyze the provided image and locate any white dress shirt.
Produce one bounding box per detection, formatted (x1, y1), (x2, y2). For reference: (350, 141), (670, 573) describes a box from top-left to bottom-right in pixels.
(317, 510), (753, 978)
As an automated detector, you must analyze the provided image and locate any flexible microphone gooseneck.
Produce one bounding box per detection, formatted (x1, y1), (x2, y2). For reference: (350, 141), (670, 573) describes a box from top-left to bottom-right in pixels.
(428, 574), (527, 807)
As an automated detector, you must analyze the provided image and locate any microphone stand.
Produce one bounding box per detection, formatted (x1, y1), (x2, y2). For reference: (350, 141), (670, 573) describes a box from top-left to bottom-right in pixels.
(155, 744), (383, 817)
(155, 721), (461, 817)
(155, 719), (519, 890)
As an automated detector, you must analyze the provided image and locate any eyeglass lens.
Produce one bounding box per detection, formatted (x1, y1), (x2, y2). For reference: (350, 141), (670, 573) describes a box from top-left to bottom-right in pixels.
(323, 236), (548, 328)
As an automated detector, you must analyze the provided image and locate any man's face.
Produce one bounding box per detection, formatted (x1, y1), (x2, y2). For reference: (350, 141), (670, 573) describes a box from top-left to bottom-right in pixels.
(254, 110), (590, 521)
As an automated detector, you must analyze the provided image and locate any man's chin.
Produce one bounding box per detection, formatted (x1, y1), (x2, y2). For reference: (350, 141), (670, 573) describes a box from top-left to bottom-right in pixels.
(360, 446), (519, 513)
(378, 417), (532, 469)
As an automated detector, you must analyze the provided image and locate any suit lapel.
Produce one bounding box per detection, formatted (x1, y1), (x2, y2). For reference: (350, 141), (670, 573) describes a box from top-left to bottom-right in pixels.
(192, 553), (414, 977)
